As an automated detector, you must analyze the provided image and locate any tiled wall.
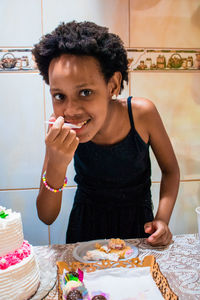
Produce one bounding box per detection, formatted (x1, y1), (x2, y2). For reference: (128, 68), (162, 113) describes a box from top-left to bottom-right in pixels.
(128, 0), (200, 236)
(0, 0), (129, 246)
(0, 0), (199, 245)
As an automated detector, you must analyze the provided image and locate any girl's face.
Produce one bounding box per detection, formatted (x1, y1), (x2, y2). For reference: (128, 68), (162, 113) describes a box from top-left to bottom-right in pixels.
(48, 54), (116, 143)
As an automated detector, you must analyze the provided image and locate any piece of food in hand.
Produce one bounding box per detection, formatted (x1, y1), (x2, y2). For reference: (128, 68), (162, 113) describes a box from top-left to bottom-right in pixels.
(83, 238), (134, 261)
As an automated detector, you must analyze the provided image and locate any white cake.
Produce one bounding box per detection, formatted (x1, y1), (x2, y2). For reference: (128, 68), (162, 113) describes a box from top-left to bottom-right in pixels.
(0, 206), (40, 300)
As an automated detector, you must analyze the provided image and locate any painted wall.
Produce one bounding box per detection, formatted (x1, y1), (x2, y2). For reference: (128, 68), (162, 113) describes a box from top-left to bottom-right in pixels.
(0, 0), (199, 245)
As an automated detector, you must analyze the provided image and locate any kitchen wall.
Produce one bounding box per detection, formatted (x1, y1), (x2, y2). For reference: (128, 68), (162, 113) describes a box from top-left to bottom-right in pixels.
(0, 0), (199, 245)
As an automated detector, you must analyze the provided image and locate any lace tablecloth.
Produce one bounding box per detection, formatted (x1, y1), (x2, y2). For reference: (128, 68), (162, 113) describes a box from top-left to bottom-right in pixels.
(33, 233), (200, 300)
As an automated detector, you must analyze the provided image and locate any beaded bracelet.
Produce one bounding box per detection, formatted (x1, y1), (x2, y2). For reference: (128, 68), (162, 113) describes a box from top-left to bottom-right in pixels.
(42, 171), (67, 193)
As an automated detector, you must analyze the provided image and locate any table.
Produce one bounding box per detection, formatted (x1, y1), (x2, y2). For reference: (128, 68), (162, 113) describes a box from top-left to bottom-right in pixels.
(33, 233), (200, 300)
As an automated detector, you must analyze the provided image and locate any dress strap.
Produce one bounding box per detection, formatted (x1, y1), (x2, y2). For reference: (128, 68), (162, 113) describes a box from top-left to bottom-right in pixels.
(127, 96), (135, 130)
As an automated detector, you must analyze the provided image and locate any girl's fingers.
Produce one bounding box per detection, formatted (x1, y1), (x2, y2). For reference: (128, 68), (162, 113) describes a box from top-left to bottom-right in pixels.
(152, 235), (171, 246)
(147, 231), (165, 245)
(147, 229), (172, 246)
(46, 117), (64, 143)
(144, 222), (154, 234)
(63, 129), (77, 147)
(46, 127), (61, 143)
(46, 116), (56, 133)
(47, 124), (79, 156)
(48, 116), (56, 131)
(45, 116), (79, 163)
(67, 137), (79, 153)
(59, 126), (71, 143)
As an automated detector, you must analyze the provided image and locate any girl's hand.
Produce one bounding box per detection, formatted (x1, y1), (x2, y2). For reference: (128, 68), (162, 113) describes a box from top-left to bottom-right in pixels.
(144, 220), (172, 246)
(45, 116), (79, 168)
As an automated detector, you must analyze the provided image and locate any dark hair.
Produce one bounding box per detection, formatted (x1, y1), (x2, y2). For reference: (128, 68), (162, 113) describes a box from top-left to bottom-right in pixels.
(32, 21), (128, 92)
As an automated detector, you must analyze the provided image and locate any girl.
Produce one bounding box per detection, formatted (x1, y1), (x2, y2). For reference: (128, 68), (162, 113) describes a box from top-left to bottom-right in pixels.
(33, 21), (180, 245)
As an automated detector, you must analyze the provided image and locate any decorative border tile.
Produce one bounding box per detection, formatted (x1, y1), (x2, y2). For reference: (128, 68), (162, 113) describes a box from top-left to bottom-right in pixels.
(0, 48), (37, 72)
(1, 48), (200, 73)
(127, 48), (200, 71)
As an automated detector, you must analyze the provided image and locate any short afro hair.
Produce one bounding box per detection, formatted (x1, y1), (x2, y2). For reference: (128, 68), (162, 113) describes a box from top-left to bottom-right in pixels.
(32, 21), (128, 92)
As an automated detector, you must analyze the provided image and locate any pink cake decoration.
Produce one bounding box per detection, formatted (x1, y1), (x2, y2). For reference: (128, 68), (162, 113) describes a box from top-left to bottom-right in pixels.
(0, 240), (31, 270)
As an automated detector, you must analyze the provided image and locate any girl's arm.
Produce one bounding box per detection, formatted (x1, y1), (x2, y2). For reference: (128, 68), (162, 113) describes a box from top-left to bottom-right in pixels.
(36, 116), (79, 225)
(133, 98), (180, 246)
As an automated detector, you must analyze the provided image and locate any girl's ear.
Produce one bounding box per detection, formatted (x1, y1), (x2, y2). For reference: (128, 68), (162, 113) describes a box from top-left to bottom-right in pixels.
(109, 72), (122, 98)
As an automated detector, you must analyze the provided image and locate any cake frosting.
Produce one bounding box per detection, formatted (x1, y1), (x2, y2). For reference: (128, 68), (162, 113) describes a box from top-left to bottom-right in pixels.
(0, 207), (23, 257)
(0, 206), (40, 299)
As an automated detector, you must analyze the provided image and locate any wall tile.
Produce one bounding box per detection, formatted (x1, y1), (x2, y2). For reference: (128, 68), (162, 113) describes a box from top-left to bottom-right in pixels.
(130, 0), (200, 48)
(118, 82), (130, 100)
(129, 72), (200, 181)
(0, 0), (42, 47)
(49, 187), (76, 244)
(0, 73), (45, 189)
(44, 83), (52, 121)
(151, 181), (200, 235)
(43, 0), (129, 46)
(0, 49), (37, 72)
(127, 49), (200, 71)
(0, 189), (48, 245)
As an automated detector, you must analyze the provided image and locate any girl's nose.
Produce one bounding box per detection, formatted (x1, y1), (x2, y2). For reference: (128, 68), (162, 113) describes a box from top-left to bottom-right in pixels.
(63, 98), (82, 117)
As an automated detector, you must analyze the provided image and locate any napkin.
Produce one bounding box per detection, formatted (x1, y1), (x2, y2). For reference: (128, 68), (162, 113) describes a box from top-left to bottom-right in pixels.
(84, 266), (163, 300)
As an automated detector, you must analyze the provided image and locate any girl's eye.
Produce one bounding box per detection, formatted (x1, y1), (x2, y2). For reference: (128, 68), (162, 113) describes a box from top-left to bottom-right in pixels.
(54, 94), (65, 101)
(80, 89), (92, 97)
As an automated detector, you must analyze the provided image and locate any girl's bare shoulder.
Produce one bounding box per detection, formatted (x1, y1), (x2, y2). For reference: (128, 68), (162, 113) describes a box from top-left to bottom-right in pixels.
(119, 96), (156, 110)
(118, 97), (158, 125)
(131, 97), (157, 116)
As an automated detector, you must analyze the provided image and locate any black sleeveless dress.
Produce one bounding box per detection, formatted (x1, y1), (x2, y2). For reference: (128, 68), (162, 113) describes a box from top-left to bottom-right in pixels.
(66, 96), (154, 243)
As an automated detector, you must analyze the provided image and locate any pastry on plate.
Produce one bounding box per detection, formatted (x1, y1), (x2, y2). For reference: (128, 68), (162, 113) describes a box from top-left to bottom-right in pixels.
(83, 238), (133, 261)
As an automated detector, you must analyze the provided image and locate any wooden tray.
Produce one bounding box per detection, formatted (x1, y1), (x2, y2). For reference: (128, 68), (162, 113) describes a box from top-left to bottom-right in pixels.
(57, 255), (178, 299)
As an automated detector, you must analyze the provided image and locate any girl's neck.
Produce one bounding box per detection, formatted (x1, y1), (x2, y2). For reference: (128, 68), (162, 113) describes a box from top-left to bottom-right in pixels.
(91, 99), (130, 145)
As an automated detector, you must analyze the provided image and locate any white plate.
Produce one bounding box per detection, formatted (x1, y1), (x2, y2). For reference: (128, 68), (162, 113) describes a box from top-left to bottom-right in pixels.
(73, 239), (139, 263)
